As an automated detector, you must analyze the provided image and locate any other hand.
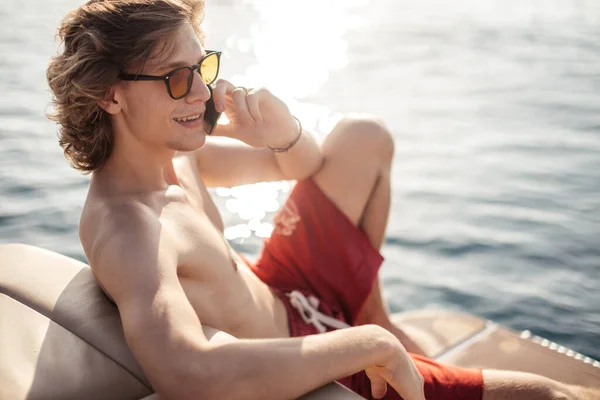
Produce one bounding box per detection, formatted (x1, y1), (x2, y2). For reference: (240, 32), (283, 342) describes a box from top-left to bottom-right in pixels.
(365, 331), (426, 400)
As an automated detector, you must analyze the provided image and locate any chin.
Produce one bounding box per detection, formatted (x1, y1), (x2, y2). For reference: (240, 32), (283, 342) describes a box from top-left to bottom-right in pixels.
(167, 131), (206, 152)
(191, 130), (209, 150)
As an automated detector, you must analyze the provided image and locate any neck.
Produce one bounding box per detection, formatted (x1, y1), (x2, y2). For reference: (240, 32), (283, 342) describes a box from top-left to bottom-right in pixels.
(95, 125), (180, 195)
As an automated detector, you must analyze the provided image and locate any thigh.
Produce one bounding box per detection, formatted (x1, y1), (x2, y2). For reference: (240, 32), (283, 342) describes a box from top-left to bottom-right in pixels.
(252, 178), (385, 324)
(312, 116), (394, 225)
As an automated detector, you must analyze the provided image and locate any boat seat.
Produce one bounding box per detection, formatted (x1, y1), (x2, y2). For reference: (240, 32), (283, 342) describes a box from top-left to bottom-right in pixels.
(2, 243), (598, 398)
(0, 243), (363, 399)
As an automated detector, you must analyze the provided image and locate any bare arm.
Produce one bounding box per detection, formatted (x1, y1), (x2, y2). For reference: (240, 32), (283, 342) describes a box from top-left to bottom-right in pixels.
(195, 83), (324, 188)
(90, 205), (423, 400)
(194, 138), (286, 188)
(195, 122), (323, 189)
(264, 118), (324, 181)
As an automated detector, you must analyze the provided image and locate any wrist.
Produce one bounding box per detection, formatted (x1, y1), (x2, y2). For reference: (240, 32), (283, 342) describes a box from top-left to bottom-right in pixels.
(362, 324), (400, 361)
(267, 116), (302, 152)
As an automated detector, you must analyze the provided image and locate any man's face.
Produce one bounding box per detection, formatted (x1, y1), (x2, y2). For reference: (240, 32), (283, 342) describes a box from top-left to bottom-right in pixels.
(116, 23), (212, 152)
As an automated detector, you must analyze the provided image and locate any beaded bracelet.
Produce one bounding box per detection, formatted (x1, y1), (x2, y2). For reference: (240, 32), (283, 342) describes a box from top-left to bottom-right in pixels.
(268, 116), (303, 153)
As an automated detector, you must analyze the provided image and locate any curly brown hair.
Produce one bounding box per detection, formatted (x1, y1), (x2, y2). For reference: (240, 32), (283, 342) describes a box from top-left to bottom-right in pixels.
(46, 0), (206, 173)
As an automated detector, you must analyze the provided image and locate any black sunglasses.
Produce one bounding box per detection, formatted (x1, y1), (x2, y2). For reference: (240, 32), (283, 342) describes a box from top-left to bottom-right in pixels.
(118, 50), (222, 100)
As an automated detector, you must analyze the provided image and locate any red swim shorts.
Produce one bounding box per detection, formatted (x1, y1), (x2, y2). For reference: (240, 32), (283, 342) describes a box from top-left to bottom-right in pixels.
(247, 178), (484, 400)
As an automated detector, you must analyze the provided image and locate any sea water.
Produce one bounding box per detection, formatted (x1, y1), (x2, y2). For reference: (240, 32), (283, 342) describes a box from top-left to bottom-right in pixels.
(0, 0), (598, 360)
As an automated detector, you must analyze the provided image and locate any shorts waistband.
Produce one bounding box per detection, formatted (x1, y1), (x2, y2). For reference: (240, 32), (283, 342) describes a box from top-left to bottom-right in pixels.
(286, 290), (350, 333)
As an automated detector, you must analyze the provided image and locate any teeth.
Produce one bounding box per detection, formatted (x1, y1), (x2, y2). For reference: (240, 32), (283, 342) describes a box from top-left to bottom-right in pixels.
(175, 115), (200, 122)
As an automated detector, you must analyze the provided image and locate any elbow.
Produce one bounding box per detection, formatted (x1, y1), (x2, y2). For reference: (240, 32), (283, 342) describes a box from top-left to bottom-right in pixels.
(307, 153), (326, 179)
(149, 348), (219, 400)
(152, 365), (210, 400)
(295, 151), (325, 181)
(159, 346), (243, 400)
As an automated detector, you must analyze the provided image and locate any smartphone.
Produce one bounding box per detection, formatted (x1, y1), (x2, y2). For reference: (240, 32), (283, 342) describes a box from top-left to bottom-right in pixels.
(203, 84), (222, 135)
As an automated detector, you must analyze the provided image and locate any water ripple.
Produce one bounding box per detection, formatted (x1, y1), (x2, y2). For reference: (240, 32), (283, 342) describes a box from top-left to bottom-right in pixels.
(0, 0), (598, 361)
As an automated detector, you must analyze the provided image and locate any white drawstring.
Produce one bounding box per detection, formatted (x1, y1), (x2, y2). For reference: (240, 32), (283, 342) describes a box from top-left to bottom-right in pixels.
(287, 290), (350, 333)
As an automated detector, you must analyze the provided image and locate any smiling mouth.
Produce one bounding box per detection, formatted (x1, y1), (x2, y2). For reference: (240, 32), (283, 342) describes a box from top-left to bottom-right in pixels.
(173, 114), (202, 122)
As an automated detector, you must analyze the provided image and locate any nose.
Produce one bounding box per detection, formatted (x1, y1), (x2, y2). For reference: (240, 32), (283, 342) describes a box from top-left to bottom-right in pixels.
(185, 68), (211, 104)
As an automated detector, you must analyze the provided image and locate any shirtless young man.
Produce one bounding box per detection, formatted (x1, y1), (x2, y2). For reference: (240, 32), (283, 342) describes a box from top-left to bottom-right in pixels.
(46, 1), (597, 399)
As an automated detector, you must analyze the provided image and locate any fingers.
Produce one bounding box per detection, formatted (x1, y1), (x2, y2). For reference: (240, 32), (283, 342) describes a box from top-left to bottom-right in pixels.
(365, 370), (388, 399)
(230, 87), (256, 126)
(393, 344), (426, 400)
(378, 356), (425, 400)
(211, 78), (235, 112)
(412, 372), (426, 400)
(246, 90), (263, 123)
(388, 369), (425, 400)
(212, 79), (261, 125)
(410, 363), (426, 400)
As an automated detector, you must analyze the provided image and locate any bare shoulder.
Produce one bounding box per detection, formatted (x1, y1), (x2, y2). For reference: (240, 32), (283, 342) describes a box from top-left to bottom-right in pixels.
(80, 197), (177, 304)
(80, 197), (157, 261)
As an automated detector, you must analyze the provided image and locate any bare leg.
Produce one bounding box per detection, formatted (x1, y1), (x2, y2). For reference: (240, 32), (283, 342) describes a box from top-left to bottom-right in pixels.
(483, 370), (600, 400)
(310, 116), (600, 397)
(353, 169), (429, 354)
(359, 158), (393, 250)
(311, 115), (393, 229)
(310, 116), (425, 352)
(311, 116), (394, 326)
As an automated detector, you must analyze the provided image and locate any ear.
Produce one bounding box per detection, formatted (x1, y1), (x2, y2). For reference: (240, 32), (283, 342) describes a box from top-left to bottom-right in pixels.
(97, 88), (122, 115)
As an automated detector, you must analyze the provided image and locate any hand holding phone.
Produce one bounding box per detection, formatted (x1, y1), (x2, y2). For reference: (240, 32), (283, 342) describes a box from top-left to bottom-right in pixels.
(203, 84), (222, 135)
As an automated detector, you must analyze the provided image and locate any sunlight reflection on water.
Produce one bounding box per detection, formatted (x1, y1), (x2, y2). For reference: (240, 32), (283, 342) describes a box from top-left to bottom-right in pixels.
(219, 181), (291, 240)
(208, 0), (369, 240)
(224, 0), (367, 97)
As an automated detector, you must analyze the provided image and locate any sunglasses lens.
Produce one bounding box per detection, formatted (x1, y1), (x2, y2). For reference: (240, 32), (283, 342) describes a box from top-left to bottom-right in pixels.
(200, 53), (219, 85)
(169, 67), (192, 99)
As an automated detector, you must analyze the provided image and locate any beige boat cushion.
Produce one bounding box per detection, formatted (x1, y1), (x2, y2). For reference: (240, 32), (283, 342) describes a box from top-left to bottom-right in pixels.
(0, 243), (362, 399)
(440, 325), (600, 388)
(394, 312), (600, 388)
(3, 243), (597, 399)
(0, 244), (152, 399)
(391, 310), (486, 358)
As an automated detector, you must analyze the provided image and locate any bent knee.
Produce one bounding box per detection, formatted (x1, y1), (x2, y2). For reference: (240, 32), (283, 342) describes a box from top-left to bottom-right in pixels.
(328, 115), (395, 163)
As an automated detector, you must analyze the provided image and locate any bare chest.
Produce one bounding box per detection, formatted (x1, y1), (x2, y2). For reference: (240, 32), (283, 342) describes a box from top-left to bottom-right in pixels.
(161, 157), (243, 288)
(84, 155), (286, 338)
(161, 189), (286, 337)
(161, 199), (237, 279)
(164, 159), (285, 337)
